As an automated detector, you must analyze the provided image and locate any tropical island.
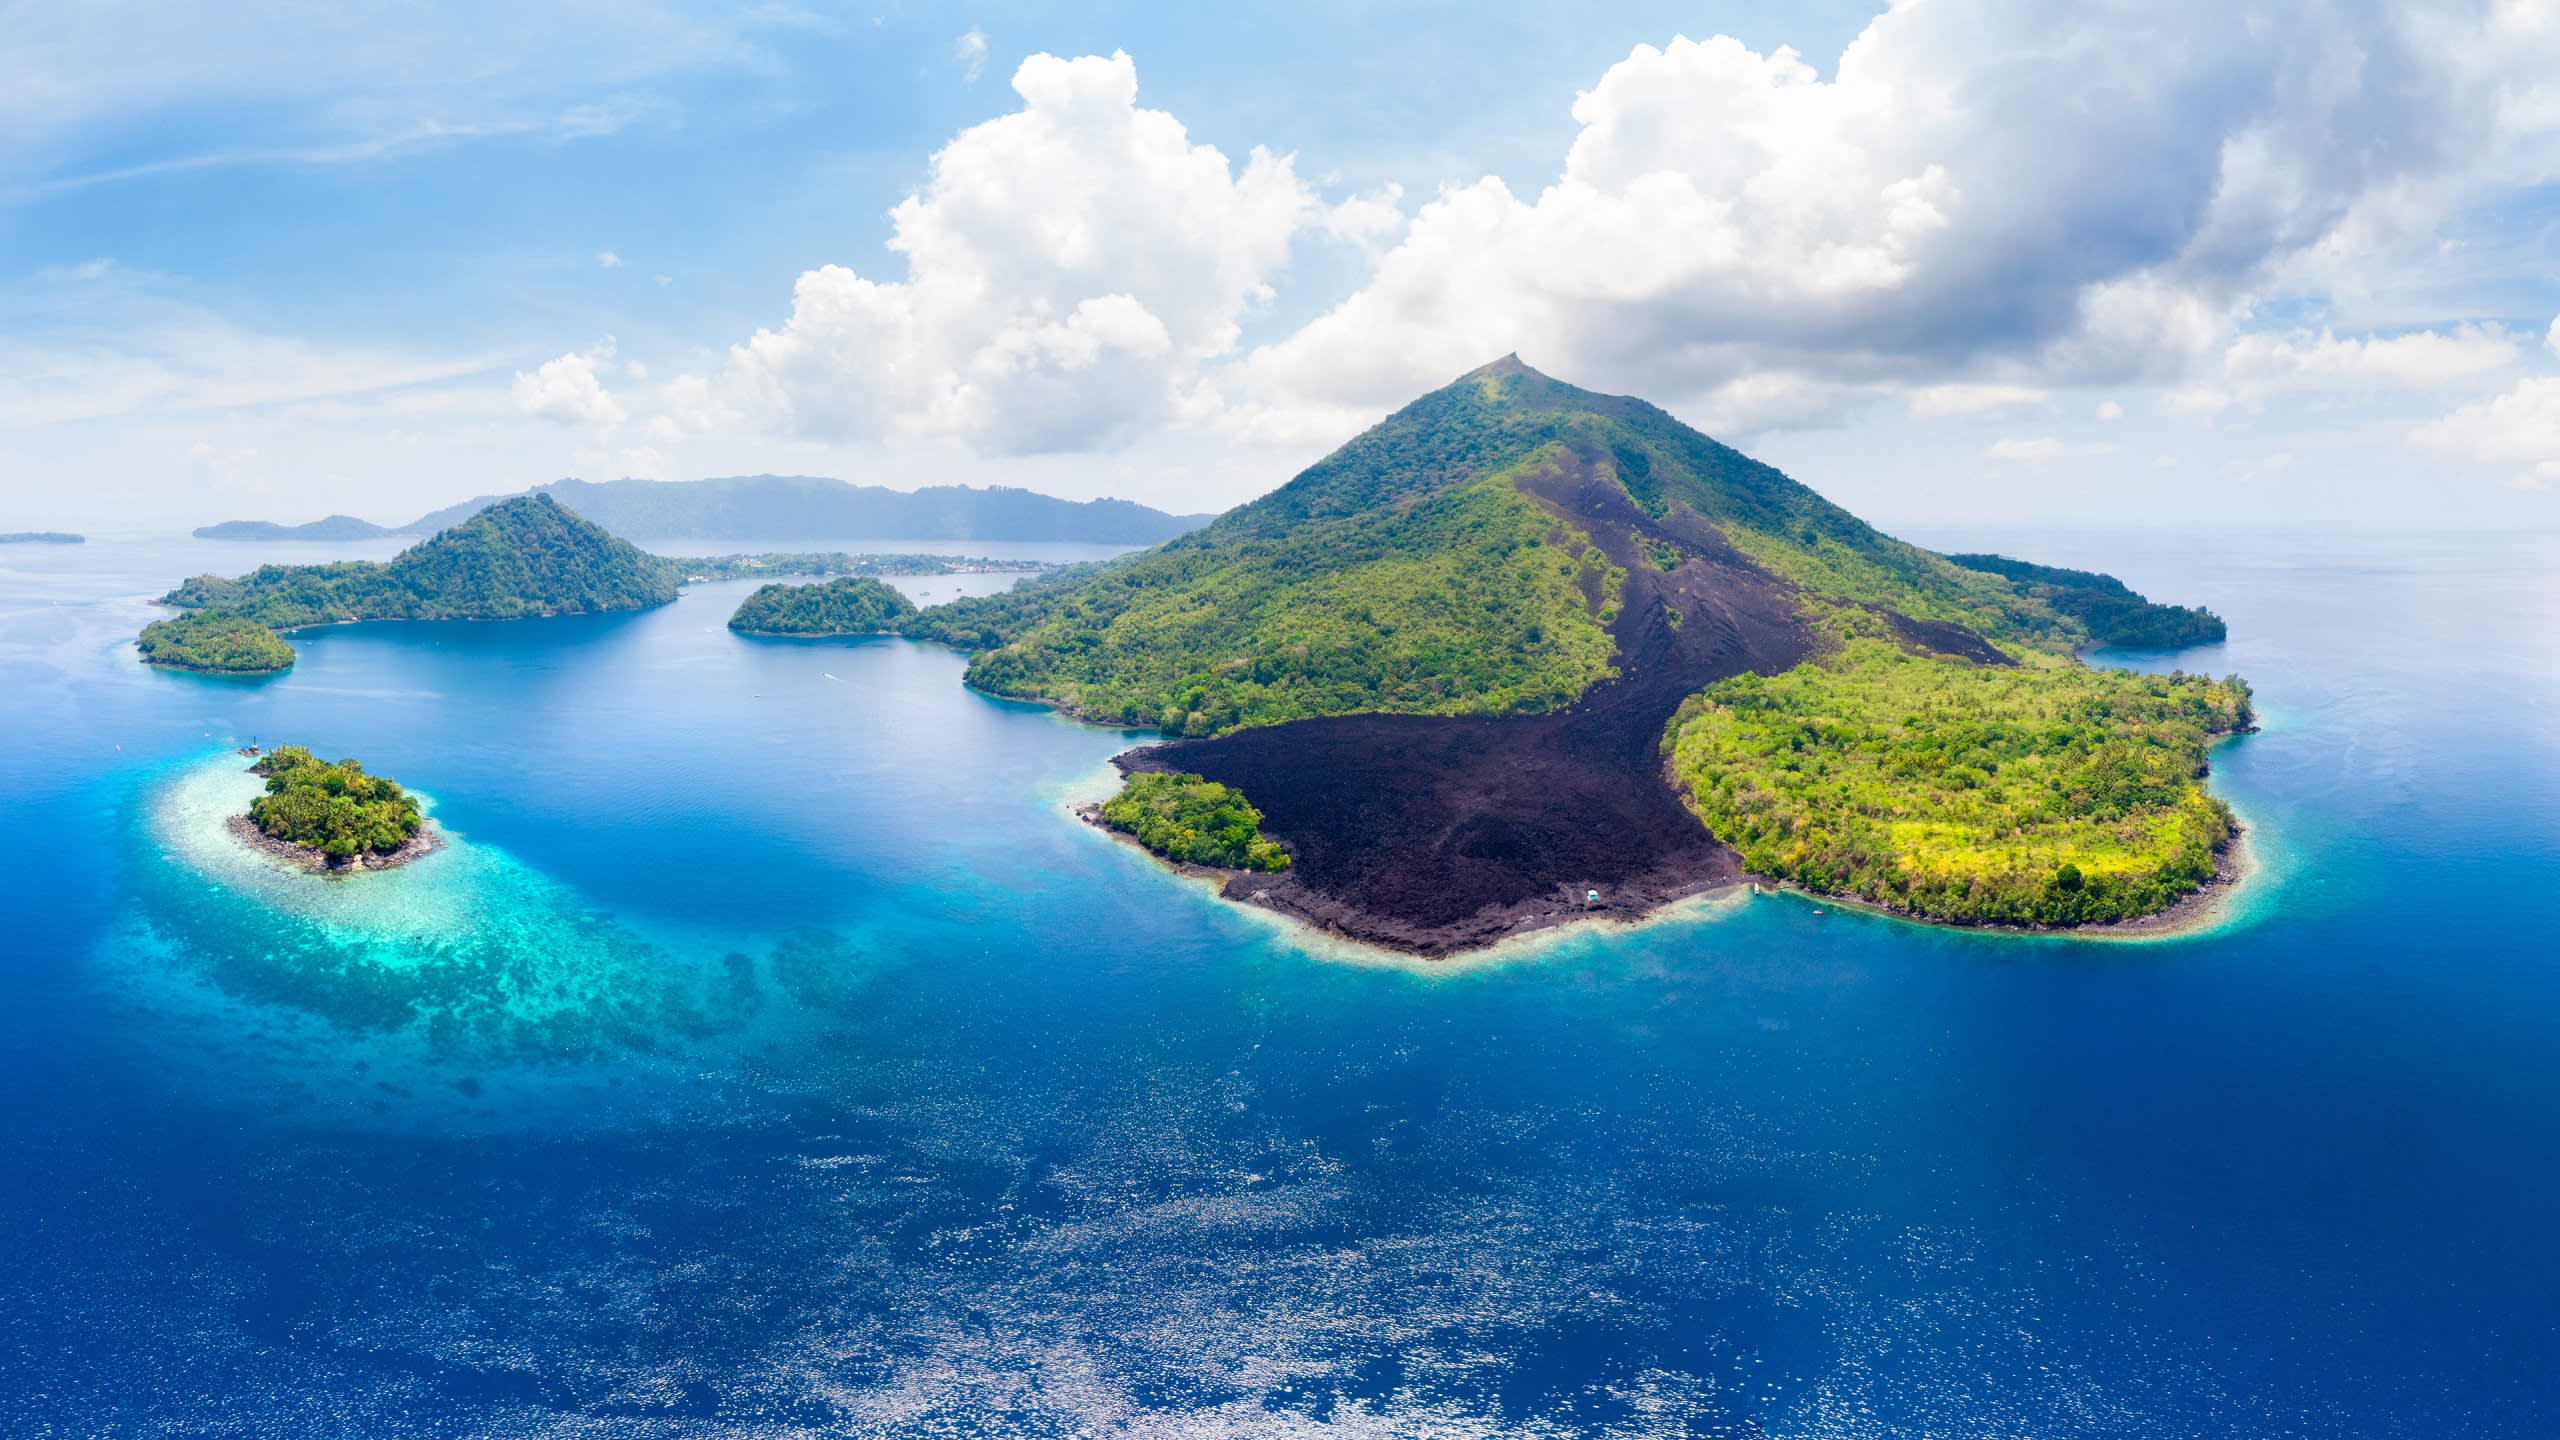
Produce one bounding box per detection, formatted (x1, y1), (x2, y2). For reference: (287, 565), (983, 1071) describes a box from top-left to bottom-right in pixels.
(140, 495), (1048, 672)
(0, 531), (84, 544)
(232, 745), (436, 871)
(902, 357), (2251, 953)
(727, 576), (920, 636)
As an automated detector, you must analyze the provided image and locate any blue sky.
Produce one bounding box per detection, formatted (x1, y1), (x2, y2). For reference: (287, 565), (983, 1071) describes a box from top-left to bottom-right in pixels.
(4, 0), (2558, 531)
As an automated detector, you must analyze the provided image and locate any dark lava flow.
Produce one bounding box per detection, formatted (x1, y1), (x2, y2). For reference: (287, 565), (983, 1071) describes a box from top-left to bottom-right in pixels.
(1120, 450), (1956, 956)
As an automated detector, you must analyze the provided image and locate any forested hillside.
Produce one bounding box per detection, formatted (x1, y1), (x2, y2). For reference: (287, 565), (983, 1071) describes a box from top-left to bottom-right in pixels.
(915, 357), (2083, 735)
(910, 357), (2249, 938)
(728, 577), (919, 636)
(148, 495), (680, 670)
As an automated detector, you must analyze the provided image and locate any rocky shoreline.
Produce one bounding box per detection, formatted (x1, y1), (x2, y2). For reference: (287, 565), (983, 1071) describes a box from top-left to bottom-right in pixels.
(1086, 755), (2255, 959)
(1093, 795), (2249, 957)
(1078, 779), (1744, 959)
(225, 813), (442, 874)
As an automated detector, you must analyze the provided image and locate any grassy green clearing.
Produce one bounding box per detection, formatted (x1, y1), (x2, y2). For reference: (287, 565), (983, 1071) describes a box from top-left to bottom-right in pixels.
(728, 576), (918, 635)
(137, 611), (296, 672)
(1668, 622), (2252, 925)
(1098, 771), (1291, 871)
(247, 746), (424, 862)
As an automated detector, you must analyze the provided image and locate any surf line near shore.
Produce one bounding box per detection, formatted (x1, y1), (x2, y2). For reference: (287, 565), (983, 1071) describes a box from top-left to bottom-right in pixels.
(225, 811), (444, 874)
(1738, 723), (2275, 946)
(1750, 802), (2269, 947)
(1054, 759), (1755, 974)
(1058, 748), (2272, 965)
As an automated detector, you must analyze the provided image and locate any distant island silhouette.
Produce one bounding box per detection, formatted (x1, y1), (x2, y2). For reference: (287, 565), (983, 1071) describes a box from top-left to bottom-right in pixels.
(197, 476), (1211, 545)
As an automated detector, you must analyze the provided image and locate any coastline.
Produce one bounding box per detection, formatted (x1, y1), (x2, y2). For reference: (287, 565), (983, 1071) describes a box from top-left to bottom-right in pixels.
(1691, 708), (2264, 945)
(1073, 734), (2264, 958)
(141, 656), (291, 676)
(1025, 609), (2265, 962)
(1070, 794), (1755, 968)
(1761, 825), (2263, 937)
(1751, 820), (2256, 944)
(225, 812), (443, 874)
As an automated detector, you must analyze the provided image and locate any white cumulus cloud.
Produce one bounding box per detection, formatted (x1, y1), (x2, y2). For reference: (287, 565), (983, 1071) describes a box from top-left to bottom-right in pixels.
(1226, 0), (2560, 443)
(716, 50), (1313, 455)
(2219, 324), (2520, 395)
(513, 339), (627, 427)
(1986, 436), (2117, 464)
(2414, 377), (2560, 486)
(1908, 383), (2049, 419)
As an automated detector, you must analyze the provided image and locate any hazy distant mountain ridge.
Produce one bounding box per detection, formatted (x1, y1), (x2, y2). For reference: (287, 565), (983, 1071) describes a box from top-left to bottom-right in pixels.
(193, 515), (398, 541)
(200, 476), (1211, 545)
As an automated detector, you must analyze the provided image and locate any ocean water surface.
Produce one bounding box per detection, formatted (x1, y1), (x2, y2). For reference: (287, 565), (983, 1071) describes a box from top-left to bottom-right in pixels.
(1, 528), (2554, 1437)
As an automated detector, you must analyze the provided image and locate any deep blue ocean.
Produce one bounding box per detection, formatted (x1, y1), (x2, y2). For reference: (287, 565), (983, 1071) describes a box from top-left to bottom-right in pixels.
(1, 527), (2553, 1438)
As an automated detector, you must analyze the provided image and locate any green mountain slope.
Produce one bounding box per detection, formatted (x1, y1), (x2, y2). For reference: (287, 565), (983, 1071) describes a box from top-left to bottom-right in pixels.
(956, 461), (1625, 735)
(917, 357), (2146, 735)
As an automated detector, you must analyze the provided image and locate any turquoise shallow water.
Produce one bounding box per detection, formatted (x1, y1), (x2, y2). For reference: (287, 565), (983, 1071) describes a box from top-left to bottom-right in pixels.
(1, 528), (2556, 1436)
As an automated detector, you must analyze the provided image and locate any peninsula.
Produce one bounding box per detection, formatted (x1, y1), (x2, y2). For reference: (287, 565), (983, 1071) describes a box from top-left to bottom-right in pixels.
(1095, 772), (1291, 872)
(0, 531), (83, 544)
(136, 612), (296, 673)
(234, 745), (436, 871)
(910, 358), (2251, 954)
